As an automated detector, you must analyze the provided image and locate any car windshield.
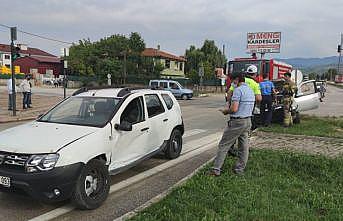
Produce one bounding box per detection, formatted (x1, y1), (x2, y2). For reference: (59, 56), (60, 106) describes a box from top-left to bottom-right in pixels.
(229, 61), (261, 75)
(38, 97), (121, 127)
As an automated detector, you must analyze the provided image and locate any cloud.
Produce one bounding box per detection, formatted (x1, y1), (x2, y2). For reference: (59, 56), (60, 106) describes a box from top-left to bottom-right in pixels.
(0, 0), (342, 58)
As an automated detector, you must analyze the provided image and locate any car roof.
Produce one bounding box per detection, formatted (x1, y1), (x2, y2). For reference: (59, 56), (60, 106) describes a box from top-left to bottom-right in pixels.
(73, 87), (168, 98)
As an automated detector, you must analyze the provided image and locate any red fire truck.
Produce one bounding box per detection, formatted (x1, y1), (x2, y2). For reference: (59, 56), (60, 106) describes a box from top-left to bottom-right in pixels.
(226, 56), (293, 89)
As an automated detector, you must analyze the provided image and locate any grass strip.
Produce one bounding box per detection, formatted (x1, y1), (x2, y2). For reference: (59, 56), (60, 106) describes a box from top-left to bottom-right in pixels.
(130, 149), (343, 221)
(260, 116), (343, 138)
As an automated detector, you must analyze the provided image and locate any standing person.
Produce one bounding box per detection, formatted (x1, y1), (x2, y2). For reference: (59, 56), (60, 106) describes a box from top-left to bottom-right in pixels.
(319, 83), (326, 102)
(7, 78), (15, 110)
(225, 65), (262, 156)
(259, 73), (277, 127)
(28, 76), (33, 108)
(210, 72), (255, 176)
(282, 72), (297, 127)
(53, 78), (59, 88)
(19, 75), (31, 109)
(226, 65), (262, 103)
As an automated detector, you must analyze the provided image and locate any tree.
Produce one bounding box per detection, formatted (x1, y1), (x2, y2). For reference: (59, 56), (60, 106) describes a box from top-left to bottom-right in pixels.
(324, 68), (338, 81)
(67, 32), (159, 85)
(184, 40), (226, 83)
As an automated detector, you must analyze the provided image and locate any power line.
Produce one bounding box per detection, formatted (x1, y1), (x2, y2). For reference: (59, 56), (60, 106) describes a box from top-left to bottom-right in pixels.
(0, 23), (73, 45)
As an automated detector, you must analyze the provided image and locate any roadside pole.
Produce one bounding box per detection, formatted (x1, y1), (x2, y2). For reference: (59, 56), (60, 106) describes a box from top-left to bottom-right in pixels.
(337, 33), (343, 81)
(198, 65), (204, 92)
(61, 48), (69, 98)
(10, 27), (17, 116)
(107, 74), (112, 86)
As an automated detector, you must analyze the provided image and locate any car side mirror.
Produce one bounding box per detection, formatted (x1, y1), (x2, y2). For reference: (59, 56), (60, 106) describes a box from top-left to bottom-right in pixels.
(114, 121), (132, 131)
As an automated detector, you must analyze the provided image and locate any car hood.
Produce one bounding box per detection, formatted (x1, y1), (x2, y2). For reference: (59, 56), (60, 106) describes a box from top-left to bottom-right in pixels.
(0, 121), (98, 154)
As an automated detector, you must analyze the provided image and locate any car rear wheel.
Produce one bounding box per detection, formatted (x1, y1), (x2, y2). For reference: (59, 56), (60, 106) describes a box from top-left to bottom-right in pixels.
(72, 159), (110, 210)
(165, 129), (182, 159)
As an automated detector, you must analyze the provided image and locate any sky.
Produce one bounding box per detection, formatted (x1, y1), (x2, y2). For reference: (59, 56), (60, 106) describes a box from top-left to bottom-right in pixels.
(0, 0), (342, 59)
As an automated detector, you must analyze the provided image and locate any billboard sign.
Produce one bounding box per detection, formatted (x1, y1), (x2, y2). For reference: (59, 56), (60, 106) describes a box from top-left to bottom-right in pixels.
(247, 32), (281, 53)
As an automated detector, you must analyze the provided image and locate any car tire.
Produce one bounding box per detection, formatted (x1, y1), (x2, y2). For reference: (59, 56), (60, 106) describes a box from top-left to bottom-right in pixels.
(72, 159), (110, 210)
(293, 112), (301, 124)
(181, 94), (188, 100)
(165, 129), (183, 159)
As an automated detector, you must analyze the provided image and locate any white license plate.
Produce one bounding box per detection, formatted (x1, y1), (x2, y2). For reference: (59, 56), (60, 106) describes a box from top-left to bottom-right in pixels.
(0, 176), (11, 187)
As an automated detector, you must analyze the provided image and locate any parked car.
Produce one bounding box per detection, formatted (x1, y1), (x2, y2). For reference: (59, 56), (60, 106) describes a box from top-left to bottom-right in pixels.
(149, 79), (193, 100)
(0, 87), (184, 209)
(253, 80), (320, 128)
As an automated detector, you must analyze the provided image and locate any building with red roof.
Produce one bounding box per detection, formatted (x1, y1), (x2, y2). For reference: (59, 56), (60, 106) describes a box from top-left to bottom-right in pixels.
(142, 47), (186, 78)
(0, 43), (62, 77)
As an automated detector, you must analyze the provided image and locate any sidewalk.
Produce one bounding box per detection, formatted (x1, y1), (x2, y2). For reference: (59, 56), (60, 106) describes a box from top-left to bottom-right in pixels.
(0, 92), (63, 123)
(251, 131), (343, 158)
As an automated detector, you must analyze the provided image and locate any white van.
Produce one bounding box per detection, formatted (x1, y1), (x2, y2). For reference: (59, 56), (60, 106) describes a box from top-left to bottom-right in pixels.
(149, 80), (193, 100)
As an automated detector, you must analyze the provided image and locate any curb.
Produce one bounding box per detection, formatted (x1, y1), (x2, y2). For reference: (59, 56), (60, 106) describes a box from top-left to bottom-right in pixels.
(197, 93), (209, 97)
(0, 116), (36, 123)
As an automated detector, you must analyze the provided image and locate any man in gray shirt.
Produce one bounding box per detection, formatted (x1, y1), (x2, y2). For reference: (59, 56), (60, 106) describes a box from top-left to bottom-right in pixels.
(210, 72), (255, 176)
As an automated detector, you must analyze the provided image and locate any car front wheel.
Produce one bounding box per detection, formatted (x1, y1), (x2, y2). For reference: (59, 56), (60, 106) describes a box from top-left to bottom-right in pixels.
(72, 159), (110, 210)
(165, 129), (183, 159)
(181, 94), (188, 100)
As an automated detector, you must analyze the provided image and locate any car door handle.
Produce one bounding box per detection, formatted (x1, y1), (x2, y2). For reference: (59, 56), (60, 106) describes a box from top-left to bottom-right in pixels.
(163, 119), (168, 122)
(141, 127), (149, 132)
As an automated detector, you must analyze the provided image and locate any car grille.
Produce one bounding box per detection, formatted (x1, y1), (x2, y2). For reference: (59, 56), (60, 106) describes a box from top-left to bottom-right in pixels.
(0, 151), (30, 171)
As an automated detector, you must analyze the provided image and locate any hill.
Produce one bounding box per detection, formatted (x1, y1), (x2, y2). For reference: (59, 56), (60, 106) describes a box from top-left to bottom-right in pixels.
(278, 56), (339, 74)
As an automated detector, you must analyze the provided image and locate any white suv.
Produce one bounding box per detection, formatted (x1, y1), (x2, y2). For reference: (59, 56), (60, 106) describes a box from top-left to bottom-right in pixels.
(0, 87), (184, 209)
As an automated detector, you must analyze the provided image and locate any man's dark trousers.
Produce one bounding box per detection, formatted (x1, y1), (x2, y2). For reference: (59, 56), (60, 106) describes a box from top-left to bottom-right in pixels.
(261, 95), (273, 126)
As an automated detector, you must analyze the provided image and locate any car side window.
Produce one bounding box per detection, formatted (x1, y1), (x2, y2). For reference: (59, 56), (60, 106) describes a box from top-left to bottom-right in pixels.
(169, 82), (179, 89)
(160, 82), (168, 88)
(145, 94), (165, 118)
(150, 81), (158, 88)
(298, 82), (315, 96)
(120, 97), (145, 124)
(161, 94), (174, 110)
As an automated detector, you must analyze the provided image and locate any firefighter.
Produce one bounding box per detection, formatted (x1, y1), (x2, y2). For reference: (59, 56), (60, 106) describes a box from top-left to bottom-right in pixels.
(282, 72), (297, 127)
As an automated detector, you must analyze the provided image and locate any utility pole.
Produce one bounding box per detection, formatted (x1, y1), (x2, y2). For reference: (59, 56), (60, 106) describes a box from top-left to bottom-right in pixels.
(123, 51), (127, 85)
(10, 27), (17, 116)
(337, 33), (343, 82)
(61, 47), (69, 98)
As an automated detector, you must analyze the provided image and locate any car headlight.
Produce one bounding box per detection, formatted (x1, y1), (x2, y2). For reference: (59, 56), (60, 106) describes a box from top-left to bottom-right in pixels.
(25, 154), (59, 172)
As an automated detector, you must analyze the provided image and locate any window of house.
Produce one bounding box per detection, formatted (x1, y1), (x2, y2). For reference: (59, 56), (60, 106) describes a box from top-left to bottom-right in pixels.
(4, 55), (10, 60)
(165, 60), (170, 69)
(121, 97), (145, 124)
(179, 62), (183, 71)
(161, 94), (174, 110)
(175, 61), (179, 69)
(145, 94), (165, 118)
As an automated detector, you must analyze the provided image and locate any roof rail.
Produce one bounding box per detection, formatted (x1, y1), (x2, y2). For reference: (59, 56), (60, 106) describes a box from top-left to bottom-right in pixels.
(71, 85), (161, 97)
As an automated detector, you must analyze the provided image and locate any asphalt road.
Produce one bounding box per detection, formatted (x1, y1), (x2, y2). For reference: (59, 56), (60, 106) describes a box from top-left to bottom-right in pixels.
(303, 85), (343, 117)
(0, 86), (342, 221)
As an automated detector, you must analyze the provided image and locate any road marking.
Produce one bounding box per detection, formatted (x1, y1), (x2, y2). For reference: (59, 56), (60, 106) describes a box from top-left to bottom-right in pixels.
(28, 206), (75, 221)
(183, 129), (206, 138)
(28, 132), (220, 221)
